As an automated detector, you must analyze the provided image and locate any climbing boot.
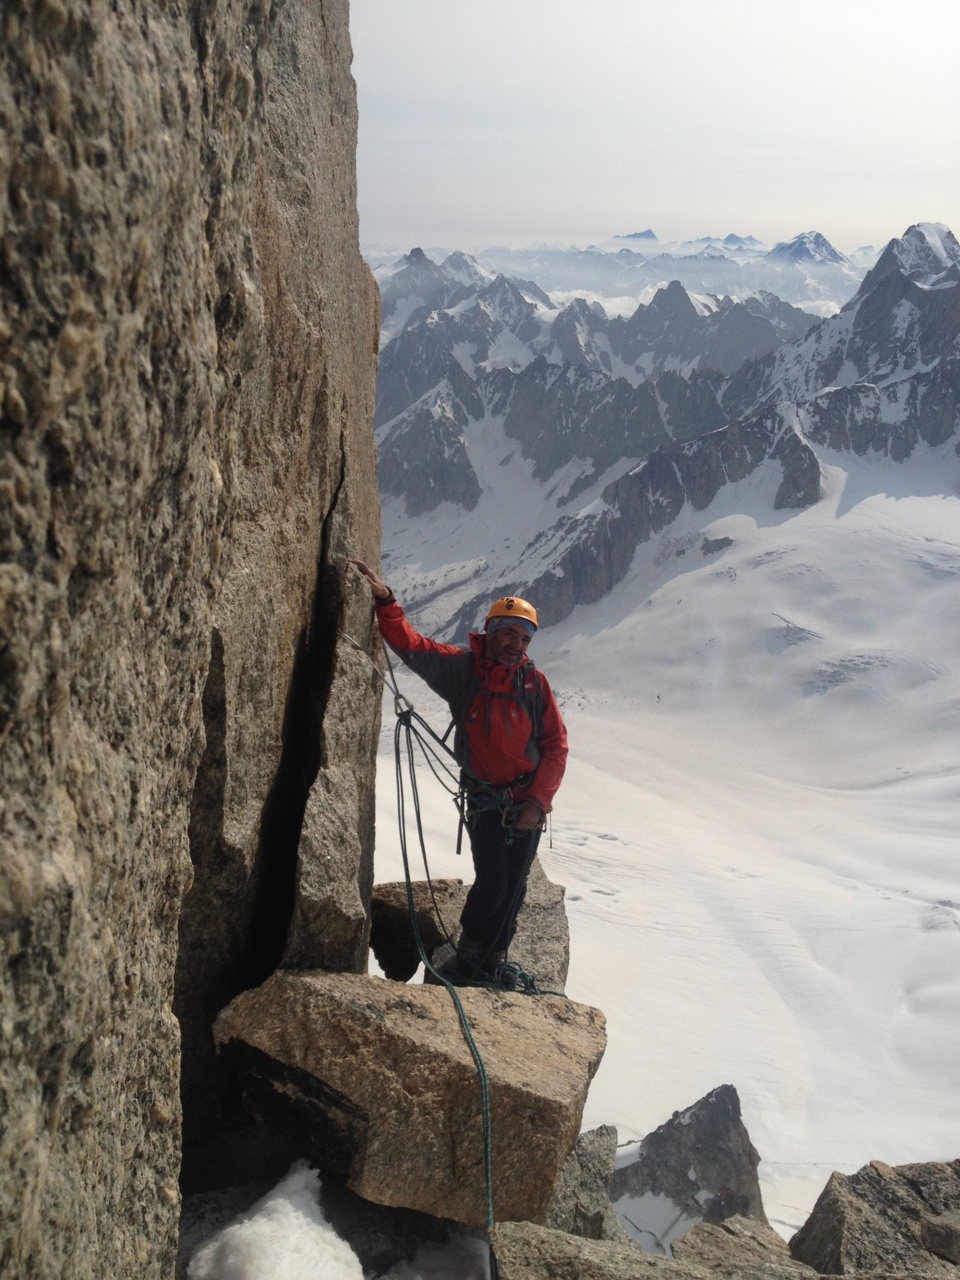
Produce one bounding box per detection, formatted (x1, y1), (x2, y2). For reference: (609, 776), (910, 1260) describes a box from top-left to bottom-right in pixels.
(456, 933), (487, 977)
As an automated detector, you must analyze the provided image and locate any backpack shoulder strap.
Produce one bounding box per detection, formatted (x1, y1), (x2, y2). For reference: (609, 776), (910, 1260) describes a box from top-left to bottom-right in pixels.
(513, 660), (545, 740)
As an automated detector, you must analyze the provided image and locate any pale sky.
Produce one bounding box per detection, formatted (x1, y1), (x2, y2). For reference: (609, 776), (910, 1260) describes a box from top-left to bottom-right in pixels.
(350, 0), (960, 255)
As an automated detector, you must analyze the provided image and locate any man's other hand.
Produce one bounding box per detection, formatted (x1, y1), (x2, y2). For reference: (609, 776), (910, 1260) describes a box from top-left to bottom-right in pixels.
(514, 801), (545, 831)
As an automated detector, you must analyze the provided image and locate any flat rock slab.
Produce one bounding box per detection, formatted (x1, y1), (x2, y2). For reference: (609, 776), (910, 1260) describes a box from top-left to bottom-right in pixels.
(494, 1217), (825, 1280)
(492, 1221), (701, 1280)
(673, 1216), (817, 1280)
(213, 970), (605, 1227)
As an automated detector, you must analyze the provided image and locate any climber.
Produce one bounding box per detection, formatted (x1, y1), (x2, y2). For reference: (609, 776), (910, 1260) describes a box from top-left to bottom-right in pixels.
(349, 559), (568, 979)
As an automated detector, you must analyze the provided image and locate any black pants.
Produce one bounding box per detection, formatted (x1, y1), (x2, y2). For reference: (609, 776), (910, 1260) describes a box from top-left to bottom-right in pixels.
(459, 808), (541, 952)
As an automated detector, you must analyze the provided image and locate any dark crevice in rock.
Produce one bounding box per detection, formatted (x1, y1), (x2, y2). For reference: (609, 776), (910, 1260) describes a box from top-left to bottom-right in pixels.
(234, 433), (349, 992)
(175, 628), (237, 1156)
(185, 628), (227, 869)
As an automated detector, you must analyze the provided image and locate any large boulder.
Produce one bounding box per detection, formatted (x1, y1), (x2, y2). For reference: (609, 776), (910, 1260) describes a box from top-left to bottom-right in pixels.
(610, 1085), (767, 1253)
(212, 969), (606, 1227)
(0, 0), (378, 1275)
(789, 1159), (960, 1275)
(372, 858), (570, 992)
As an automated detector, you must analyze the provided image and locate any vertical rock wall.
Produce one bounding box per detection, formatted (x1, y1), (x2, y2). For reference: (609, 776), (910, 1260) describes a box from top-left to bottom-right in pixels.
(0, 1), (380, 1276)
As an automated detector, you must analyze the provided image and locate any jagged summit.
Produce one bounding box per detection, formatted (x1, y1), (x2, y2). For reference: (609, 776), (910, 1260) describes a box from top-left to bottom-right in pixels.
(766, 231), (848, 265)
(858, 221), (960, 295)
(620, 228), (658, 240)
(441, 249), (492, 288)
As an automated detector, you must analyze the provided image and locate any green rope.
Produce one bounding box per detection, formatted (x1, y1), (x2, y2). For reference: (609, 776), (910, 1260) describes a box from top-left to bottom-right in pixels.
(393, 709), (500, 1279)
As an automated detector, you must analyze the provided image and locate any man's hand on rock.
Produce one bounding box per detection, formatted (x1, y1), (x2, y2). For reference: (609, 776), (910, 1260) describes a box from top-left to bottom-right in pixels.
(348, 559), (391, 601)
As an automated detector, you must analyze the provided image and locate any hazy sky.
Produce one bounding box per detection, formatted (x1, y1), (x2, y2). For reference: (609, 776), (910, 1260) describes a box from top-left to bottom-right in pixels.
(350, 0), (959, 255)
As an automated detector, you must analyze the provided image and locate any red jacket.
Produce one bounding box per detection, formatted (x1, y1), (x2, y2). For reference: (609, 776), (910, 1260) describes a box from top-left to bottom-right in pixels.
(375, 598), (568, 814)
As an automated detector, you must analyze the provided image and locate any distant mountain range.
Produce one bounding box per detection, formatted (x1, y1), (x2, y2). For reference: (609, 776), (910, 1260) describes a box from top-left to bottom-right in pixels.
(368, 230), (876, 319)
(371, 223), (960, 638)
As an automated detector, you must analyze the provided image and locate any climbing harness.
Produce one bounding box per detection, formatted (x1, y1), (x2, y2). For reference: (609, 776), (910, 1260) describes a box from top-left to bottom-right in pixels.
(338, 628), (564, 1279)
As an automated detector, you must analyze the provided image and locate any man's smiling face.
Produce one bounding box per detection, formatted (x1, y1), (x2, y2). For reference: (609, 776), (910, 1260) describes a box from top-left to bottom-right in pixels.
(487, 624), (531, 668)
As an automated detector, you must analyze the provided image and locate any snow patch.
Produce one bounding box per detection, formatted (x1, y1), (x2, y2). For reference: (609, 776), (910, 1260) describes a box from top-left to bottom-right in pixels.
(187, 1163), (363, 1280)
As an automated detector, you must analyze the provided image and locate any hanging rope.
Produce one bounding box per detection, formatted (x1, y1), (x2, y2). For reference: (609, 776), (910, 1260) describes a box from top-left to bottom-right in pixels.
(393, 707), (500, 1277)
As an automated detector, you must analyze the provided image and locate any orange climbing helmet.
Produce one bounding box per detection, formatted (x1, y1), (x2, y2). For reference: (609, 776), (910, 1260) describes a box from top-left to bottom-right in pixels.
(485, 596), (539, 631)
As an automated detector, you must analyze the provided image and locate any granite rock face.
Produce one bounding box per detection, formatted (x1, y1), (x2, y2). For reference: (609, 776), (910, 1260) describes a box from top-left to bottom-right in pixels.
(213, 969), (607, 1227)
(789, 1159), (960, 1275)
(0, 2), (378, 1277)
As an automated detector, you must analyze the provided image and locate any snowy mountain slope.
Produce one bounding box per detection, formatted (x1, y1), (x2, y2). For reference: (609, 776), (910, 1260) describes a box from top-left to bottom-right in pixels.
(379, 224), (960, 640)
(766, 231), (849, 265)
(375, 252), (819, 433)
(752, 223), (960, 403)
(727, 223), (960, 463)
(372, 440), (960, 1242)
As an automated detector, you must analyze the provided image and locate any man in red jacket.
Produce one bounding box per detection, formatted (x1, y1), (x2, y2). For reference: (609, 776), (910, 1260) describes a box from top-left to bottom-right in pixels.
(350, 560), (568, 980)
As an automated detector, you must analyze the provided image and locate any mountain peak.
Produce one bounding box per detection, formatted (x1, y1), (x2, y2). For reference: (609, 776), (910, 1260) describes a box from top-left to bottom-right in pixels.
(891, 222), (959, 274)
(441, 250), (491, 287)
(856, 222), (960, 298)
(766, 232), (848, 266)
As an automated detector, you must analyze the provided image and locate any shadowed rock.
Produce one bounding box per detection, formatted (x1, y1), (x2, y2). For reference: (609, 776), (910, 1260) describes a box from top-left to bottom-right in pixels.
(611, 1085), (767, 1252)
(371, 879), (468, 980)
(213, 970), (605, 1227)
(922, 1210), (960, 1264)
(789, 1159), (960, 1275)
(547, 1124), (629, 1243)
